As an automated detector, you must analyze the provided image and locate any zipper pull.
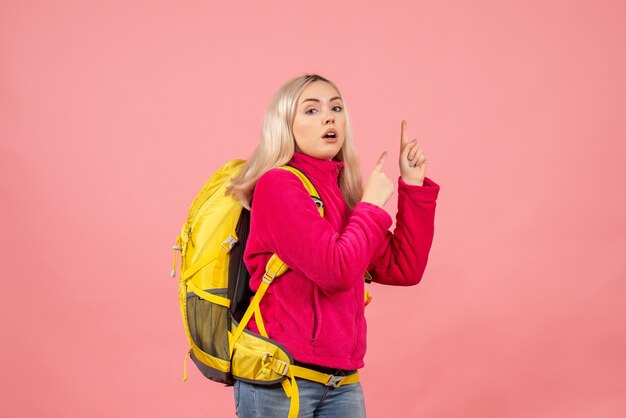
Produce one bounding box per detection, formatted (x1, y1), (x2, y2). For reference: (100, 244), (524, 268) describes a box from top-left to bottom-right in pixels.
(171, 236), (183, 278)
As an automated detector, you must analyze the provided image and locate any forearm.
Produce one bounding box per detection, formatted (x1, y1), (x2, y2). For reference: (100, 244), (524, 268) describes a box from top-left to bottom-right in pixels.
(369, 176), (440, 286)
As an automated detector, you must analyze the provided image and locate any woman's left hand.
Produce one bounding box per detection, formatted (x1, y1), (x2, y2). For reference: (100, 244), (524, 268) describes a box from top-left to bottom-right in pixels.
(399, 120), (427, 186)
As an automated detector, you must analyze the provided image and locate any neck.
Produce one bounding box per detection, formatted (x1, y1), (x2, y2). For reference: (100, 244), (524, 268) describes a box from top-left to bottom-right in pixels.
(288, 151), (345, 186)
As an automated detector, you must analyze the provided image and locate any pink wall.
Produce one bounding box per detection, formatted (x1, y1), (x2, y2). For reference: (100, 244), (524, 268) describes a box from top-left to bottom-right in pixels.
(2, 0), (625, 416)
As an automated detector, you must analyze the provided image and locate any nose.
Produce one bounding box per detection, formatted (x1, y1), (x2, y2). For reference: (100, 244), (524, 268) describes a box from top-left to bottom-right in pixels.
(323, 108), (335, 124)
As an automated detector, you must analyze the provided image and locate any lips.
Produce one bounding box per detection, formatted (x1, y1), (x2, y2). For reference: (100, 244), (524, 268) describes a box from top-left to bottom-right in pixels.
(321, 128), (338, 140)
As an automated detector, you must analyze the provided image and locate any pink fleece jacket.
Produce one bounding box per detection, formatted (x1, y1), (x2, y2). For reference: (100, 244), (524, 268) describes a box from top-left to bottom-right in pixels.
(243, 151), (440, 370)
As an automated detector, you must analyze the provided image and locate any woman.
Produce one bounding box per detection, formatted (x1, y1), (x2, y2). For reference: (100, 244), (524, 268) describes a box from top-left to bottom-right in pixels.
(225, 74), (440, 417)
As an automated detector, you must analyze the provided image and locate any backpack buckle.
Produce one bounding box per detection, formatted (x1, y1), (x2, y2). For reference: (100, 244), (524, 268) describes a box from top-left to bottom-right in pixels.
(274, 360), (289, 376)
(220, 234), (238, 253)
(262, 270), (276, 284)
(325, 375), (343, 388)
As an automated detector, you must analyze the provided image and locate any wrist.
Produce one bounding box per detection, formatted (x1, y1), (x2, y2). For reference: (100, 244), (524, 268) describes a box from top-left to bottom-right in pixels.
(360, 198), (383, 208)
(401, 177), (423, 186)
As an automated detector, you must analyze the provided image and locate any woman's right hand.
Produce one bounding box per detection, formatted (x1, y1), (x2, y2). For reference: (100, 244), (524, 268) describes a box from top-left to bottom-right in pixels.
(361, 151), (395, 208)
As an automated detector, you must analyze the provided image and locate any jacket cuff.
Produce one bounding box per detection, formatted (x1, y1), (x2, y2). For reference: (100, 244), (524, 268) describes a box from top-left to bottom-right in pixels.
(398, 176), (440, 201)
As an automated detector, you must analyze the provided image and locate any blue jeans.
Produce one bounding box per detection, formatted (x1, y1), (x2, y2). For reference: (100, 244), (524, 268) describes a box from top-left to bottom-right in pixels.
(234, 378), (367, 417)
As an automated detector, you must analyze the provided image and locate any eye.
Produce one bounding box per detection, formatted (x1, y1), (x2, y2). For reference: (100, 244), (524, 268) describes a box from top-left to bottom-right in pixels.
(305, 108), (318, 114)
(333, 106), (343, 112)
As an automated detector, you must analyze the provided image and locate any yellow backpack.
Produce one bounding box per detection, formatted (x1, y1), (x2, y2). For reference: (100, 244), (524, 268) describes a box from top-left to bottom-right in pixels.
(171, 159), (372, 418)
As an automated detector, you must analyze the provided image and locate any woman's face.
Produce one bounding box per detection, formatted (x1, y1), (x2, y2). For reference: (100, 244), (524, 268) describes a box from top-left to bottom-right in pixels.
(292, 81), (346, 161)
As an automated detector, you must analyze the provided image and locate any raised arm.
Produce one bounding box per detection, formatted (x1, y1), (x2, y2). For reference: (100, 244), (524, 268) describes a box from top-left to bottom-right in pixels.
(368, 175), (440, 286)
(251, 168), (393, 293)
(367, 119), (441, 285)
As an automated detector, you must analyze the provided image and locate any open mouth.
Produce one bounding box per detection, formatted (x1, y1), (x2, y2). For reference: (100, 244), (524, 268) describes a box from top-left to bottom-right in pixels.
(322, 129), (338, 140)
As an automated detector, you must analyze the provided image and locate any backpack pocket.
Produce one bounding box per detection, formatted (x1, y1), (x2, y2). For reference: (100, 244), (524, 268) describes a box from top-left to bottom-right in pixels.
(181, 284), (232, 384)
(231, 341), (279, 382)
(230, 320), (293, 385)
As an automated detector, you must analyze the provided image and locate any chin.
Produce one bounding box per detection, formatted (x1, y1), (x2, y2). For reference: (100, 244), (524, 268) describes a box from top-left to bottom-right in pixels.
(302, 142), (343, 160)
(322, 149), (342, 161)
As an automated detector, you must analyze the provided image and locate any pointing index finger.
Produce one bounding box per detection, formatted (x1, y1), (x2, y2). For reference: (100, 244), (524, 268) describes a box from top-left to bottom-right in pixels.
(374, 151), (388, 172)
(400, 120), (409, 146)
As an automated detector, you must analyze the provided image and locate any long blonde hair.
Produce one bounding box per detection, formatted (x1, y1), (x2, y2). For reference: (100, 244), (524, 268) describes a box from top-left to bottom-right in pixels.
(225, 74), (364, 210)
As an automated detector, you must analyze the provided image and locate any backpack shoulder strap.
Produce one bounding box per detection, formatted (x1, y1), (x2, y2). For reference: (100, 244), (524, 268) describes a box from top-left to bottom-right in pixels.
(278, 164), (375, 293)
(276, 165), (324, 217)
(230, 165), (324, 348)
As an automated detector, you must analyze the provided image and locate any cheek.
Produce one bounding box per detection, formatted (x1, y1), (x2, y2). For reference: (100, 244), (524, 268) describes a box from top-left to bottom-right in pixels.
(292, 119), (305, 140)
(293, 115), (306, 130)
(294, 120), (315, 139)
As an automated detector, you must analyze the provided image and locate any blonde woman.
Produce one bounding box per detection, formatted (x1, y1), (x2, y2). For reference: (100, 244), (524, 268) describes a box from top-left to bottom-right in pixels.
(225, 74), (440, 417)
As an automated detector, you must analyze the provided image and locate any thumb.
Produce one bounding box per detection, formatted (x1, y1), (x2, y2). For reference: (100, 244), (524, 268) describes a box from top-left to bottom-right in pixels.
(374, 151), (387, 172)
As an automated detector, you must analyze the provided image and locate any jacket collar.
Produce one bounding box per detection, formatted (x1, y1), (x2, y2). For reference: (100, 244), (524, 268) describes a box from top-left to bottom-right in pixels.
(287, 151), (345, 186)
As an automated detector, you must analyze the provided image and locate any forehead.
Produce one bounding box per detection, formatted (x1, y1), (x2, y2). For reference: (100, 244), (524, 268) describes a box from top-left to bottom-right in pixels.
(298, 81), (341, 103)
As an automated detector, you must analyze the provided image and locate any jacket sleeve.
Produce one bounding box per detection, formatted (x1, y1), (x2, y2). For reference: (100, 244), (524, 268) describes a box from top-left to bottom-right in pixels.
(251, 168), (393, 293)
(368, 176), (440, 286)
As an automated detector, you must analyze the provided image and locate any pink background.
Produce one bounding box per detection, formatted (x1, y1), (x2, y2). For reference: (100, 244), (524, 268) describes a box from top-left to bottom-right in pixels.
(2, 1), (625, 417)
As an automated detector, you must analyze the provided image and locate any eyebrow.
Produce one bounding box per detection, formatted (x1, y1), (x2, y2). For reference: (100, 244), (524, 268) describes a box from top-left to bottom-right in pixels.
(300, 96), (343, 104)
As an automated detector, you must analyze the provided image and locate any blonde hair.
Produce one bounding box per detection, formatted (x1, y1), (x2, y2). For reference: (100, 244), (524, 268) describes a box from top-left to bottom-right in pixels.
(225, 74), (364, 210)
